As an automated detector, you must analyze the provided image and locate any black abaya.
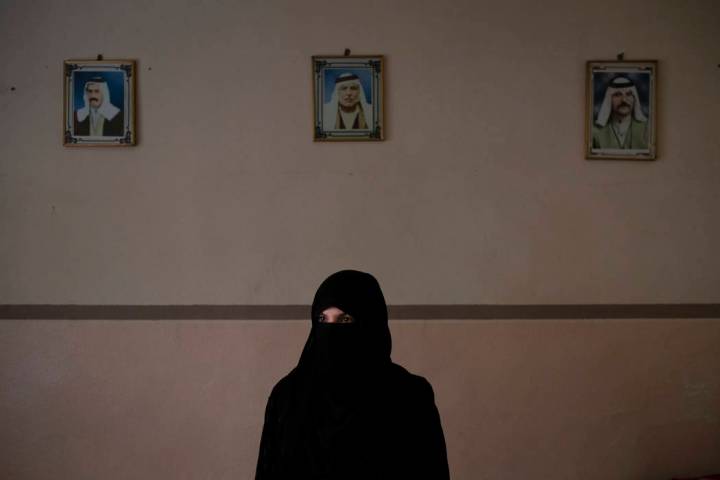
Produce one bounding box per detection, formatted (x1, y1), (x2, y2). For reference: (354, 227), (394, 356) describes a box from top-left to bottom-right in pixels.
(255, 270), (450, 479)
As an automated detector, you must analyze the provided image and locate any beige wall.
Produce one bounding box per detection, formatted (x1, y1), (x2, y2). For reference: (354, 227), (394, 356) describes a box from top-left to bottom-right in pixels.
(1, 0), (719, 304)
(1, 0), (719, 479)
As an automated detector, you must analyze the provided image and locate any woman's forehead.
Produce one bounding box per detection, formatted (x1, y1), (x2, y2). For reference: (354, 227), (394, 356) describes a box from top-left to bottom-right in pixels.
(322, 306), (345, 314)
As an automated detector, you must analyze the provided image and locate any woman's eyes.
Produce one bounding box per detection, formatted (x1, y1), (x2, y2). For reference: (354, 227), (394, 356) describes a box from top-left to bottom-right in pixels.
(317, 314), (355, 323)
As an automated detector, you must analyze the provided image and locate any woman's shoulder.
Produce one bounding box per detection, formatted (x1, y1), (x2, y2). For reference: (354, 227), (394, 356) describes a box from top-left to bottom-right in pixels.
(385, 362), (436, 400)
(267, 363), (436, 403)
(268, 367), (303, 400)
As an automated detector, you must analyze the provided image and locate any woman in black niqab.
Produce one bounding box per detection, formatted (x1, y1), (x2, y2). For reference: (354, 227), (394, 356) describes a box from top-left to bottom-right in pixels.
(255, 270), (450, 479)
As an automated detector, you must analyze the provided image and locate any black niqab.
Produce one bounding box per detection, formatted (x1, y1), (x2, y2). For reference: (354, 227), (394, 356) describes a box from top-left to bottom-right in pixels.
(301, 270), (391, 376)
(256, 270), (449, 479)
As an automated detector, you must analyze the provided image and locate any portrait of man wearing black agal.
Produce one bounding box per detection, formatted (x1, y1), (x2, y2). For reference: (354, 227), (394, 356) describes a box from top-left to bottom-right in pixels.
(592, 75), (649, 150)
(73, 76), (124, 137)
(255, 270), (450, 479)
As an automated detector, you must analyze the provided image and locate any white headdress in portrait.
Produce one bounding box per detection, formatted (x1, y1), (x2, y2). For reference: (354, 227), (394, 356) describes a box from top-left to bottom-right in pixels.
(595, 76), (647, 127)
(322, 73), (373, 131)
(76, 77), (120, 123)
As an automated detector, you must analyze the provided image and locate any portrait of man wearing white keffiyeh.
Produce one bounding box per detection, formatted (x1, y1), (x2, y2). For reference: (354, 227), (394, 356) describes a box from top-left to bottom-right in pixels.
(73, 76), (124, 137)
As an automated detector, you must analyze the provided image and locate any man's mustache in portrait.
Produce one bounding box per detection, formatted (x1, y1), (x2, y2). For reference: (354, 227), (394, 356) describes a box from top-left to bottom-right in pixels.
(89, 96), (101, 103)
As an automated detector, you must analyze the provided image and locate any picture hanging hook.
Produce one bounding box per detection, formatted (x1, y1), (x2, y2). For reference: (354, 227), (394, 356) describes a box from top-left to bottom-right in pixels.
(96, 54), (103, 61)
(616, 52), (624, 61)
(344, 48), (351, 56)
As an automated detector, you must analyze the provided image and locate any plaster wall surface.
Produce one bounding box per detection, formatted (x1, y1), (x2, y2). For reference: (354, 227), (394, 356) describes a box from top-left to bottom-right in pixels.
(1, 0), (719, 304)
(1, 319), (719, 480)
(1, 1), (719, 478)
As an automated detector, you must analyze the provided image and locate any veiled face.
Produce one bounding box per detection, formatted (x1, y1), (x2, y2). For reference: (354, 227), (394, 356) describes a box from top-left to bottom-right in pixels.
(337, 81), (360, 109)
(611, 87), (635, 118)
(318, 306), (355, 324)
(302, 270), (391, 368)
(85, 82), (104, 108)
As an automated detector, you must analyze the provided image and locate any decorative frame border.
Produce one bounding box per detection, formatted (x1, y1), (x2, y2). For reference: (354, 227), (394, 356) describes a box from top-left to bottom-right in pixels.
(312, 55), (384, 141)
(63, 59), (137, 147)
(585, 60), (657, 160)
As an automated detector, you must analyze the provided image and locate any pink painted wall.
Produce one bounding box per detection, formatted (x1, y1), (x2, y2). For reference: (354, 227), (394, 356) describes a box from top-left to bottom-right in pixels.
(1, 319), (718, 479)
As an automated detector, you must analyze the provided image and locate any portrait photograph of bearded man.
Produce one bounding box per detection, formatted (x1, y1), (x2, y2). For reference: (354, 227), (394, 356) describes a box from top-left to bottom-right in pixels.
(322, 71), (373, 131)
(313, 56), (384, 141)
(74, 75), (124, 137)
(586, 61), (656, 160)
(63, 60), (136, 146)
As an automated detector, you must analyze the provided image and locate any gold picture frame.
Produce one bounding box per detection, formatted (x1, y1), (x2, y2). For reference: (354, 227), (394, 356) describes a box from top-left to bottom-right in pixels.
(585, 60), (657, 160)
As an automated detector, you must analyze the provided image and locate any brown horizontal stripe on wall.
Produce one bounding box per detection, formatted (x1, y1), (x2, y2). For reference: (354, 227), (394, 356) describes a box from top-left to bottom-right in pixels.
(1, 304), (719, 320)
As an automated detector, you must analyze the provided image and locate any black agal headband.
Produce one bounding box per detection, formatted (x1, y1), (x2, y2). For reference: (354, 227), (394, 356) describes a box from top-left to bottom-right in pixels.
(610, 76), (634, 88)
(335, 73), (359, 84)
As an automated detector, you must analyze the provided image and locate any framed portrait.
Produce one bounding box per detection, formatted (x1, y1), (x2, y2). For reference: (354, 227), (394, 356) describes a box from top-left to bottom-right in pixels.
(63, 59), (136, 146)
(585, 60), (657, 160)
(312, 55), (384, 141)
